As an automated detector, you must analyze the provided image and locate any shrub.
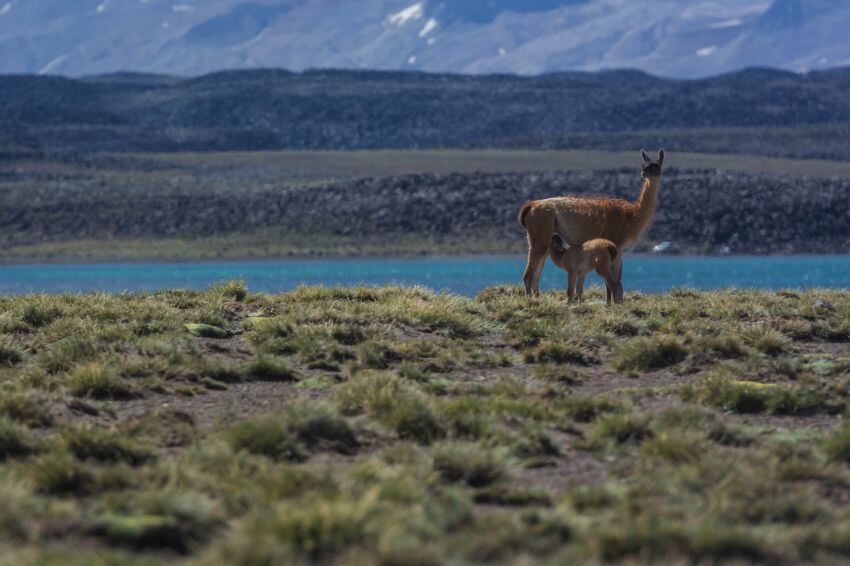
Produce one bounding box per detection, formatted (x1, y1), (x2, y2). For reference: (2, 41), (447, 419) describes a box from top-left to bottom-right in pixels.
(614, 335), (688, 373)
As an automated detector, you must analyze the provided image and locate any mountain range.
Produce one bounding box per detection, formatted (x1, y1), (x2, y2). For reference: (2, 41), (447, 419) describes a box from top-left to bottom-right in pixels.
(1, 0), (850, 78)
(2, 67), (850, 157)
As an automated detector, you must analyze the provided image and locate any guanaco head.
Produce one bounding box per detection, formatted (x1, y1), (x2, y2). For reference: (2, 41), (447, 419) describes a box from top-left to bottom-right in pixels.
(640, 148), (665, 180)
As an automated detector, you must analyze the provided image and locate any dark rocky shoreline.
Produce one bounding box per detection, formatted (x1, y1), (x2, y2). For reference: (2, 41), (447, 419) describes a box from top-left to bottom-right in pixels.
(1, 168), (849, 255)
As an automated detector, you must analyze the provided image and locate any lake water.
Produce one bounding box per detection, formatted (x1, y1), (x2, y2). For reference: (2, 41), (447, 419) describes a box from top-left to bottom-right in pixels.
(1, 256), (849, 296)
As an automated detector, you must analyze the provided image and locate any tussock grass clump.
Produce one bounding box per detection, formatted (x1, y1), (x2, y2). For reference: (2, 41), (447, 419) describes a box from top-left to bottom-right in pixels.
(821, 423), (850, 463)
(0, 341), (23, 367)
(688, 333), (746, 363)
(512, 428), (561, 460)
(566, 485), (619, 512)
(20, 301), (63, 329)
(284, 405), (359, 455)
(472, 486), (551, 507)
(561, 395), (624, 423)
(356, 340), (402, 369)
(0, 391), (52, 427)
(587, 413), (653, 446)
(526, 340), (598, 366)
(533, 363), (581, 385)
(742, 326), (791, 355)
(336, 372), (444, 443)
(211, 279), (248, 302)
(243, 357), (299, 382)
(614, 335), (688, 373)
(66, 363), (134, 400)
(413, 306), (480, 339)
(435, 397), (492, 440)
(61, 425), (152, 465)
(210, 497), (376, 562)
(684, 374), (830, 415)
(39, 336), (97, 374)
(587, 519), (766, 563)
(29, 452), (95, 496)
(0, 418), (35, 461)
(225, 418), (306, 462)
(432, 442), (506, 487)
(226, 405), (358, 462)
(641, 432), (705, 464)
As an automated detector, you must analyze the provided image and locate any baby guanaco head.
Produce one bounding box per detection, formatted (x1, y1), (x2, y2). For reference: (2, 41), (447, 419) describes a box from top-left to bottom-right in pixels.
(641, 148), (665, 180)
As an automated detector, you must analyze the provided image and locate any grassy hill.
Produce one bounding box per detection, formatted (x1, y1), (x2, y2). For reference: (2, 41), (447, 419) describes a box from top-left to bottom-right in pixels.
(3, 68), (850, 158)
(0, 284), (849, 562)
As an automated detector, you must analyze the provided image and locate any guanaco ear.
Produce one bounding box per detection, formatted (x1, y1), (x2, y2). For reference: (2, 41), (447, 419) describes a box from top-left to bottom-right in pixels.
(641, 149), (651, 163)
(658, 148), (665, 164)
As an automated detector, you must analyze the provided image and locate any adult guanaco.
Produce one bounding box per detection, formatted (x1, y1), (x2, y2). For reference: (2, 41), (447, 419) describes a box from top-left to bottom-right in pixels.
(518, 149), (665, 298)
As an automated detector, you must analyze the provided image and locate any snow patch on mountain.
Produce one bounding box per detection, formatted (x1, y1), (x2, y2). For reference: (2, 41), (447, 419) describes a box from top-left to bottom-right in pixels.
(419, 18), (437, 37)
(388, 3), (423, 27)
(39, 54), (68, 75)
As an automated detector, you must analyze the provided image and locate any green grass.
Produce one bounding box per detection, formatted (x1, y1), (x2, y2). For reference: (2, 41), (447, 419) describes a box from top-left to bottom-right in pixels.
(0, 284), (849, 562)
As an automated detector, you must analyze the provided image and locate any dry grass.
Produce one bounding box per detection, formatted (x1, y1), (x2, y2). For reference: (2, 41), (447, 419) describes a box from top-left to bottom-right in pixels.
(0, 283), (848, 562)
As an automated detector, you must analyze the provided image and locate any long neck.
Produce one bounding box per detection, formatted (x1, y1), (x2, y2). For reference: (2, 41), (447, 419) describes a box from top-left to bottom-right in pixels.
(630, 176), (660, 236)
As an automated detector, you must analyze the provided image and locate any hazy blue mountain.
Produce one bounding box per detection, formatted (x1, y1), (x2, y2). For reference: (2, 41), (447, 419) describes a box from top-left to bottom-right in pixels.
(1, 0), (850, 77)
(3, 67), (850, 158)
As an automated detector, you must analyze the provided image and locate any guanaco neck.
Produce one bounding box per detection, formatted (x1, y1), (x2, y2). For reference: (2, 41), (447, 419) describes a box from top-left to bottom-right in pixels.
(630, 175), (661, 238)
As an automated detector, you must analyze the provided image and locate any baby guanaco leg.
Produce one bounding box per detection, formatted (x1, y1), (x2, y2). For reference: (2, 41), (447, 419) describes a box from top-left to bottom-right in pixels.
(567, 270), (578, 304)
(576, 274), (587, 303)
